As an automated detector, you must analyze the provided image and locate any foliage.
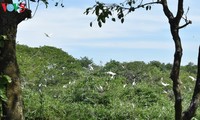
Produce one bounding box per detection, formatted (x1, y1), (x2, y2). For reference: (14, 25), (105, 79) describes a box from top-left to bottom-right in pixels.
(78, 56), (93, 68)
(13, 45), (199, 119)
(17, 45), (82, 87)
(84, 0), (160, 27)
(0, 75), (12, 102)
(182, 62), (197, 74)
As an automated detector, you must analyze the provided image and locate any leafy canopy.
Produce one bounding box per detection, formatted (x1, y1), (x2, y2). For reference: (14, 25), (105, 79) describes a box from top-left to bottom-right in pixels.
(84, 0), (160, 27)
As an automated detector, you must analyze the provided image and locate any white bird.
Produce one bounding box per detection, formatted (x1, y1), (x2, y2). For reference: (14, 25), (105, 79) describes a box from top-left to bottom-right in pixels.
(97, 85), (104, 92)
(38, 83), (42, 87)
(123, 84), (127, 88)
(106, 71), (116, 79)
(189, 87), (192, 91)
(63, 84), (67, 88)
(132, 79), (136, 86)
(44, 33), (53, 38)
(162, 90), (168, 94)
(121, 65), (125, 69)
(69, 81), (75, 85)
(106, 71), (116, 76)
(189, 76), (196, 81)
(161, 80), (170, 87)
(88, 64), (94, 71)
(132, 103), (135, 108)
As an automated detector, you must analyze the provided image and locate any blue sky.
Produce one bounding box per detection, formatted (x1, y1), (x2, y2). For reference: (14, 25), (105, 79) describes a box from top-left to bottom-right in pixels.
(17, 0), (200, 65)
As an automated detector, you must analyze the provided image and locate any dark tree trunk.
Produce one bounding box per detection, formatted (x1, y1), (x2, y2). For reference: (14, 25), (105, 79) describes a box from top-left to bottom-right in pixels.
(161, 0), (184, 119)
(170, 23), (183, 120)
(0, 3), (31, 120)
(182, 46), (200, 120)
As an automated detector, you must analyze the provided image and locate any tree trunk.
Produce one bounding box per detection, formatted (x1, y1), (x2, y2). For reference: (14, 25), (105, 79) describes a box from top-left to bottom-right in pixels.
(182, 46), (200, 120)
(0, 4), (31, 120)
(170, 24), (183, 120)
(161, 0), (185, 119)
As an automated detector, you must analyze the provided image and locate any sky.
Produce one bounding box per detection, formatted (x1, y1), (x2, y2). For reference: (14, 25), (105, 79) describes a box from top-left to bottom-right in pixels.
(16, 0), (200, 65)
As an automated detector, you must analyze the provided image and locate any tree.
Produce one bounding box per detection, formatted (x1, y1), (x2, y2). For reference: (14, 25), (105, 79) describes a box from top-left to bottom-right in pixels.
(0, 0), (31, 119)
(183, 62), (197, 74)
(79, 56), (93, 68)
(0, 0), (57, 119)
(85, 0), (199, 120)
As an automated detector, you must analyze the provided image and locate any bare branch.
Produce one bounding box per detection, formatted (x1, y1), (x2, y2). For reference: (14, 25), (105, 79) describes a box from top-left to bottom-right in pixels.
(178, 20), (192, 29)
(161, 0), (174, 20)
(118, 1), (161, 11)
(176, 0), (184, 21)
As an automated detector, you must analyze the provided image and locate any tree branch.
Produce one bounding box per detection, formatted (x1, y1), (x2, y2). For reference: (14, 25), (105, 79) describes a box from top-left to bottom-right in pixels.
(17, 9), (32, 24)
(182, 46), (200, 120)
(176, 0), (184, 21)
(161, 0), (174, 20)
(135, 1), (161, 10)
(178, 20), (192, 29)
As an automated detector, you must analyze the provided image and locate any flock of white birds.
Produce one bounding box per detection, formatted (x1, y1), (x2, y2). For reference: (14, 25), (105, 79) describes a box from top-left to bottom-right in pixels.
(61, 64), (197, 90)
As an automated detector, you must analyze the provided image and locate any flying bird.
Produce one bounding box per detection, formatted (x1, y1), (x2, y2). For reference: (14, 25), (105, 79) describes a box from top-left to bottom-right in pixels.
(44, 33), (53, 38)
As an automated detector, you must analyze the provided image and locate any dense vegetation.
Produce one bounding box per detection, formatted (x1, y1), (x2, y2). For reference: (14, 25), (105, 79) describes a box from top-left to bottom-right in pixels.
(14, 45), (198, 119)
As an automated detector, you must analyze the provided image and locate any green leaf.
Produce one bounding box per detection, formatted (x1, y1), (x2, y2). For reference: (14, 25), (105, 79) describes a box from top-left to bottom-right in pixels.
(98, 21), (102, 27)
(130, 7), (135, 12)
(0, 75), (12, 85)
(128, 1), (132, 6)
(146, 6), (149, 10)
(121, 18), (124, 23)
(112, 18), (116, 22)
(149, 6), (151, 10)
(85, 7), (92, 15)
(101, 17), (106, 23)
(95, 6), (100, 16)
(0, 89), (7, 102)
(108, 11), (112, 16)
(90, 22), (93, 27)
(3, 75), (11, 83)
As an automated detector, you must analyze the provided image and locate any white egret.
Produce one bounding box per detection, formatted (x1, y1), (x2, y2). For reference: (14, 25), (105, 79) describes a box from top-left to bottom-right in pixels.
(88, 64), (94, 71)
(161, 79), (169, 87)
(106, 71), (116, 79)
(189, 76), (196, 81)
